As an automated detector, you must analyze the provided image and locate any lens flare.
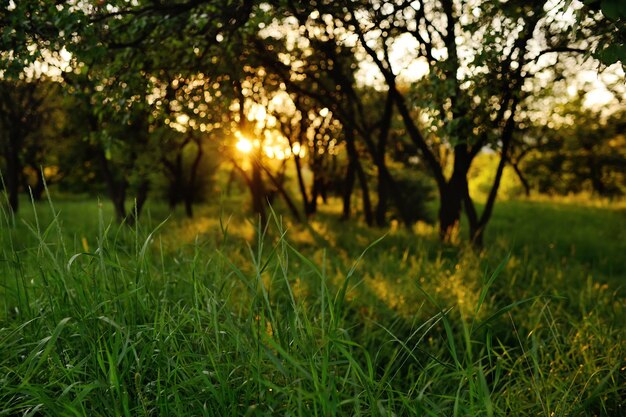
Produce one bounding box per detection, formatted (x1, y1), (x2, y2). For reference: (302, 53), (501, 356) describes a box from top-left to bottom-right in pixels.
(235, 137), (253, 154)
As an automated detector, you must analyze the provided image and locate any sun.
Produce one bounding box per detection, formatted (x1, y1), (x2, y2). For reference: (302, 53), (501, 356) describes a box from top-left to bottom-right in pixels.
(235, 137), (253, 154)
(234, 130), (303, 160)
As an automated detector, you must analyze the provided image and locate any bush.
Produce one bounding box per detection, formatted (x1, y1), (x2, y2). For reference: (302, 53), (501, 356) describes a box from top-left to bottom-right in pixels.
(390, 168), (436, 225)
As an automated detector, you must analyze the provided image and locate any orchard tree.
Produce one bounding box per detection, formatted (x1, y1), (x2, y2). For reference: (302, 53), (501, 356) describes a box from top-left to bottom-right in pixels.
(523, 97), (626, 196)
(251, 14), (410, 226)
(274, 0), (603, 245)
(0, 78), (62, 212)
(272, 93), (342, 218)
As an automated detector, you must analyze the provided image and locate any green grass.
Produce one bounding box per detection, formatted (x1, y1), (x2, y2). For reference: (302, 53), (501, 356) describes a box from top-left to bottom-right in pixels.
(0, 196), (624, 416)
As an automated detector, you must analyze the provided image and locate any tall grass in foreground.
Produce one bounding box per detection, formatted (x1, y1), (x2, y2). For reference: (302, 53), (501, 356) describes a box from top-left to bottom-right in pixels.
(0, 197), (623, 416)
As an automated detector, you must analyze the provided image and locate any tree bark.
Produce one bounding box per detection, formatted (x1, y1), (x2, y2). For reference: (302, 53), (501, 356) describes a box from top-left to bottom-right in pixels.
(345, 128), (373, 225)
(292, 149), (312, 217)
(510, 160), (530, 197)
(438, 176), (464, 242)
(341, 156), (356, 221)
(128, 180), (150, 226)
(183, 138), (203, 218)
(96, 148), (127, 222)
(163, 144), (185, 210)
(259, 163), (302, 223)
(375, 177), (389, 227)
(355, 158), (373, 227)
(309, 176), (321, 214)
(28, 166), (46, 201)
(250, 153), (267, 225)
(374, 91), (394, 227)
(588, 153), (607, 196)
(111, 184), (128, 223)
(184, 197), (194, 218)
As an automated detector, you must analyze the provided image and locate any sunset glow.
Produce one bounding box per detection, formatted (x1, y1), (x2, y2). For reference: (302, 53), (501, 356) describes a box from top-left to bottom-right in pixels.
(234, 129), (306, 161)
(235, 136), (254, 154)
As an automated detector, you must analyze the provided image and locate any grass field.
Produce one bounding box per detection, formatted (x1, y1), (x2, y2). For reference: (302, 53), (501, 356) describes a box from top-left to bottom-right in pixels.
(0, 196), (624, 416)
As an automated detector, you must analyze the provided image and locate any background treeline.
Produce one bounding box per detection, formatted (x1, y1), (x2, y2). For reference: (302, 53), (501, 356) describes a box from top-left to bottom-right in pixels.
(1, 0), (625, 246)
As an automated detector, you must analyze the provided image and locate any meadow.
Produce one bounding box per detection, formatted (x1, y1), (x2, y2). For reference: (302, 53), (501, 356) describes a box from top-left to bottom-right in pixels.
(0, 195), (624, 416)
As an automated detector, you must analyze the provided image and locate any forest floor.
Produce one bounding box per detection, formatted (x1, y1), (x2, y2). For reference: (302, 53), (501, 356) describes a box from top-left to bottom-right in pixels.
(0, 195), (624, 416)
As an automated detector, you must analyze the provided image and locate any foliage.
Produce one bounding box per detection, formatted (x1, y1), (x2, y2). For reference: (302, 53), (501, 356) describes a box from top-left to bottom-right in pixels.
(388, 166), (436, 225)
(0, 78), (68, 209)
(522, 100), (626, 197)
(157, 135), (222, 207)
(581, 0), (626, 67)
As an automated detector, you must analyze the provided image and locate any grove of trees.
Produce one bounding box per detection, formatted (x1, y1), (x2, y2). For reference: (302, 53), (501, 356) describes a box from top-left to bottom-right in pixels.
(1, 0), (625, 246)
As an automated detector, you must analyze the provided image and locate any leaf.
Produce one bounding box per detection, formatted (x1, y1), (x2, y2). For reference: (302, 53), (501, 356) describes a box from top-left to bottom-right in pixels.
(597, 44), (626, 65)
(601, 0), (626, 20)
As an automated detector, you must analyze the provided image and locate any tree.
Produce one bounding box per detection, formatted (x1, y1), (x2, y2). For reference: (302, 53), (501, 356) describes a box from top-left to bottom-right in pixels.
(0, 78), (60, 212)
(271, 0), (601, 245)
(523, 98), (626, 196)
(273, 94), (340, 218)
(251, 13), (415, 226)
(4, 0), (620, 242)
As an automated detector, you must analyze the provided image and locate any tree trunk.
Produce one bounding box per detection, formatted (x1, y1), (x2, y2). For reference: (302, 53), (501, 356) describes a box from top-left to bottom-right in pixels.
(128, 180), (149, 225)
(259, 163), (302, 223)
(341, 158), (356, 221)
(30, 167), (46, 201)
(469, 100), (518, 247)
(511, 161), (530, 197)
(250, 154), (267, 225)
(308, 176), (320, 215)
(589, 157), (606, 196)
(292, 153), (311, 217)
(225, 168), (236, 196)
(374, 90), (394, 227)
(97, 149), (127, 222)
(462, 181), (480, 247)
(438, 144), (474, 243)
(165, 150), (184, 210)
(168, 190), (178, 211)
(112, 185), (127, 223)
(167, 169), (181, 210)
(355, 158), (373, 226)
(345, 129), (373, 226)
(184, 138), (203, 218)
(320, 179), (328, 203)
(184, 197), (194, 218)
(230, 159), (266, 224)
(375, 173), (389, 227)
(438, 177), (464, 242)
